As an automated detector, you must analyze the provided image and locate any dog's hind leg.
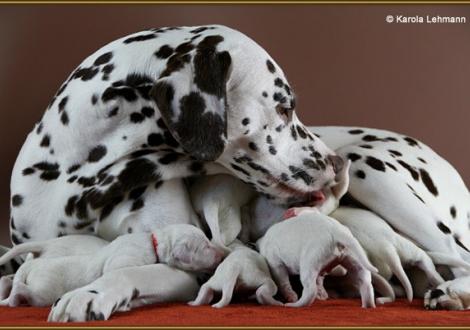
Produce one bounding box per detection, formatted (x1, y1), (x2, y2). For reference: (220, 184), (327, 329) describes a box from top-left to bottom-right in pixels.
(255, 279), (282, 306)
(212, 269), (239, 308)
(188, 283), (214, 306)
(0, 275), (14, 301)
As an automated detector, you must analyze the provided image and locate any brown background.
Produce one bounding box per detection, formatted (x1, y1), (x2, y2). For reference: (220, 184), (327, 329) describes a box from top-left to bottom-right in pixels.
(0, 4), (469, 245)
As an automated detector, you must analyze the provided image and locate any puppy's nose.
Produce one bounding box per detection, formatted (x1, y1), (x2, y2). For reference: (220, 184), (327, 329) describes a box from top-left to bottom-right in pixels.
(327, 155), (344, 174)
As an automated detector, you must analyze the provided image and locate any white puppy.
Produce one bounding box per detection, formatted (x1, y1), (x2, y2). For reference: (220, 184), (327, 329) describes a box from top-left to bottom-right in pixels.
(0, 224), (223, 307)
(190, 174), (255, 247)
(188, 240), (281, 308)
(0, 235), (108, 302)
(258, 209), (378, 308)
(330, 207), (470, 301)
(243, 160), (351, 243)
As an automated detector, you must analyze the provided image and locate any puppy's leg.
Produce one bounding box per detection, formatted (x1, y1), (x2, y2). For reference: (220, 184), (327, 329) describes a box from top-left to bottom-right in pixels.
(342, 255), (375, 308)
(255, 279), (282, 306)
(212, 269), (239, 308)
(0, 275), (13, 300)
(285, 267), (318, 307)
(188, 283), (214, 306)
(269, 263), (298, 303)
(396, 235), (444, 287)
(372, 273), (395, 304)
(8, 282), (32, 307)
(316, 276), (328, 300)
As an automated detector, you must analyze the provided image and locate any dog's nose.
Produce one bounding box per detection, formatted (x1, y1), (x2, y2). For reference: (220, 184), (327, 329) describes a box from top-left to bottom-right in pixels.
(327, 155), (344, 174)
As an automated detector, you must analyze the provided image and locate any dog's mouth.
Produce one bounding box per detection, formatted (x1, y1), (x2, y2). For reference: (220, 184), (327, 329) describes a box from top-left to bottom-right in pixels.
(268, 175), (326, 207)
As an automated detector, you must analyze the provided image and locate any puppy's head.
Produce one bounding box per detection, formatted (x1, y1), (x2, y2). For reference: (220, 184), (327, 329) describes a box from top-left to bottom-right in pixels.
(165, 224), (225, 272)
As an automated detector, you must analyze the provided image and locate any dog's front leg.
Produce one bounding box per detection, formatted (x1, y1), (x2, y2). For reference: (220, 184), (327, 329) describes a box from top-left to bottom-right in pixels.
(48, 264), (199, 322)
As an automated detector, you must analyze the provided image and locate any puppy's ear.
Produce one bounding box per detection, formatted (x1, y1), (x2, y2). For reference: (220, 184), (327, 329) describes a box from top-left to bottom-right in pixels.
(171, 243), (192, 265)
(150, 36), (232, 161)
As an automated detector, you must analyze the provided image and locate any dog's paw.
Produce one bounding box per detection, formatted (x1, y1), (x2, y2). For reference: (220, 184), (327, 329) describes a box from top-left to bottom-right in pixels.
(424, 276), (470, 311)
(47, 288), (125, 322)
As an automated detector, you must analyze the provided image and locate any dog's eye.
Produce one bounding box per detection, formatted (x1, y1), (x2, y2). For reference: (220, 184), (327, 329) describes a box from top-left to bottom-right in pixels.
(276, 105), (292, 123)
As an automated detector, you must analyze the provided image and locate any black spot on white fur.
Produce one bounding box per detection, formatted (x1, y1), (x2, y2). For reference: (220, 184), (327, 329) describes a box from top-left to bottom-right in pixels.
(88, 145), (107, 163)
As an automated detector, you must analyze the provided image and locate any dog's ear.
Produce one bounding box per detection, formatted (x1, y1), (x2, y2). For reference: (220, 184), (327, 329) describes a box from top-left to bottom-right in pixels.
(171, 242), (192, 265)
(150, 39), (232, 161)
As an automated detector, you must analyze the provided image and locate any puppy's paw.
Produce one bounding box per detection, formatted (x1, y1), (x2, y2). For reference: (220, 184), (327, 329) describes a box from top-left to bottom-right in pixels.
(424, 277), (470, 311)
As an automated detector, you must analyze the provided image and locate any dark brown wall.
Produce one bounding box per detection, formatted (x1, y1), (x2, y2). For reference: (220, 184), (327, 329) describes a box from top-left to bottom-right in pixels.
(1, 4), (469, 245)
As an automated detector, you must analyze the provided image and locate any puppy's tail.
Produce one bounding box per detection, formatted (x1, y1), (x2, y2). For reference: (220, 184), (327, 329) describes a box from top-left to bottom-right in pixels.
(203, 201), (224, 247)
(0, 242), (44, 266)
(339, 228), (378, 274)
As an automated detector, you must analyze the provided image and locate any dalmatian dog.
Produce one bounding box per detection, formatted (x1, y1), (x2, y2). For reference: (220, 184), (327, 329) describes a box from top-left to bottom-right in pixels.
(8, 24), (341, 254)
(0, 234), (108, 303)
(7, 25), (346, 321)
(188, 239), (281, 308)
(0, 224), (223, 307)
(258, 208), (378, 308)
(190, 174), (255, 248)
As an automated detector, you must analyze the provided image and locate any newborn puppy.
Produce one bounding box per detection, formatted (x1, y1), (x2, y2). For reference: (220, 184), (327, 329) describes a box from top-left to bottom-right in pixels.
(190, 174), (255, 247)
(330, 207), (470, 301)
(0, 235), (108, 262)
(0, 235), (108, 302)
(243, 160), (351, 243)
(0, 224), (224, 307)
(188, 240), (281, 308)
(258, 208), (378, 308)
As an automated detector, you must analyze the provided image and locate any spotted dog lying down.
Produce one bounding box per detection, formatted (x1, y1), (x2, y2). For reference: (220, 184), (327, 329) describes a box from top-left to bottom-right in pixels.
(0, 224), (223, 307)
(258, 208), (379, 308)
(189, 239), (281, 308)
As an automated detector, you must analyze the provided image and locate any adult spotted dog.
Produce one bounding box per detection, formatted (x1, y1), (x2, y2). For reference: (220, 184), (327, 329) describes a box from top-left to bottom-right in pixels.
(8, 26), (341, 264)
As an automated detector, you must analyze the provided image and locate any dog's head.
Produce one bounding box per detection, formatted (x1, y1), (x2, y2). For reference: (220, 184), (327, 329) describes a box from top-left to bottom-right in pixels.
(164, 224), (225, 272)
(151, 26), (343, 206)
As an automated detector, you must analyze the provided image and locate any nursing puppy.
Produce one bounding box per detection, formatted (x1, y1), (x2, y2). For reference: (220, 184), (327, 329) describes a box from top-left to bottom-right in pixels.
(190, 174), (255, 248)
(188, 240), (281, 308)
(0, 224), (223, 307)
(258, 209), (378, 308)
(243, 160), (351, 243)
(0, 235), (108, 302)
(331, 207), (470, 300)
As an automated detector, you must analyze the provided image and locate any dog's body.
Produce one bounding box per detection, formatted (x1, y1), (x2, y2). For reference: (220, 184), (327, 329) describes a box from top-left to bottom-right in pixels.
(189, 240), (281, 308)
(9, 25), (340, 250)
(258, 209), (378, 308)
(309, 126), (470, 270)
(0, 224), (223, 307)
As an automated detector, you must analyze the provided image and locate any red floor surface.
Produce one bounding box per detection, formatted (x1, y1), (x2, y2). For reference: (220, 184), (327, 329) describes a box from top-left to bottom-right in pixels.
(0, 299), (470, 327)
